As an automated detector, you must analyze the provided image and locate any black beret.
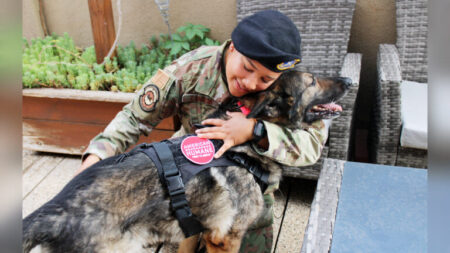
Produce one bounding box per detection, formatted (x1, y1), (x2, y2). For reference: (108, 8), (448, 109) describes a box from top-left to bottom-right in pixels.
(231, 10), (302, 72)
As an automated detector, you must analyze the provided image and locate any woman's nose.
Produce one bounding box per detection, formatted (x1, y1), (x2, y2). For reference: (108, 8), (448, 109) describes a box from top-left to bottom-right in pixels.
(242, 76), (257, 91)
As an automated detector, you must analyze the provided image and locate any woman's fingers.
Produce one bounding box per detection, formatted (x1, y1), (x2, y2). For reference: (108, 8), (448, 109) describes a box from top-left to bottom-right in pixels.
(195, 112), (256, 158)
(214, 141), (234, 158)
(196, 130), (227, 140)
(200, 118), (225, 126)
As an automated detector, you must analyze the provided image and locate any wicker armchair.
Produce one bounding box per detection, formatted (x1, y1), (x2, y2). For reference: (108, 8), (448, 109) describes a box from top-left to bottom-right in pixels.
(237, 0), (362, 179)
(370, 0), (428, 168)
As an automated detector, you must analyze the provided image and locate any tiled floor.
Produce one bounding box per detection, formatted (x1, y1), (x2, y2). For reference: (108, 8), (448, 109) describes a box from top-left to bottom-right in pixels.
(22, 150), (316, 253)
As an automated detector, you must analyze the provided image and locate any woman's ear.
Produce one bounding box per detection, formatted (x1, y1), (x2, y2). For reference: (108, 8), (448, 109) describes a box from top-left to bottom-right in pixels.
(229, 42), (235, 51)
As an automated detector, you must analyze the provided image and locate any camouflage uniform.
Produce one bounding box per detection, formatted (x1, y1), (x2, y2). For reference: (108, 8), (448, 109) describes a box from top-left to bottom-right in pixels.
(83, 40), (327, 252)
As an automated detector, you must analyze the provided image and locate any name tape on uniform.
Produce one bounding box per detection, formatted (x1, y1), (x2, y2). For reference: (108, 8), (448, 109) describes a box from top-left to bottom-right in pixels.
(150, 69), (171, 89)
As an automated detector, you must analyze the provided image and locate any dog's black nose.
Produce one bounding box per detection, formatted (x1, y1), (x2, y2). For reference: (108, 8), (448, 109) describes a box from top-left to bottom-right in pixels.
(336, 77), (353, 88)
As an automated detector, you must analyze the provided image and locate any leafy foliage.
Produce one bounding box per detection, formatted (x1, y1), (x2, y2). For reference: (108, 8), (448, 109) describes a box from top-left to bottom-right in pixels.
(22, 24), (221, 92)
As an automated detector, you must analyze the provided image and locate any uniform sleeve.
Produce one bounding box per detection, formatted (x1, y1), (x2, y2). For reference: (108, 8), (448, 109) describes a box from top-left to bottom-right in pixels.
(82, 69), (180, 160)
(252, 120), (328, 167)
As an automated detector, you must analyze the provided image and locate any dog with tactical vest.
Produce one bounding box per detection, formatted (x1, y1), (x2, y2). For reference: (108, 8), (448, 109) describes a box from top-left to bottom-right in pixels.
(22, 68), (351, 253)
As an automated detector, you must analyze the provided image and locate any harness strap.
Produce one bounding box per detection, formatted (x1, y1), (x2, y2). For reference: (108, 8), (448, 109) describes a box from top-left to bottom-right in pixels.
(179, 157), (238, 182)
(151, 142), (204, 238)
(226, 152), (270, 193)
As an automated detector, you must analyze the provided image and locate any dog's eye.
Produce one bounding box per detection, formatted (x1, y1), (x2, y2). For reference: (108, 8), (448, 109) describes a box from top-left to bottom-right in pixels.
(310, 77), (316, 86)
(268, 97), (282, 106)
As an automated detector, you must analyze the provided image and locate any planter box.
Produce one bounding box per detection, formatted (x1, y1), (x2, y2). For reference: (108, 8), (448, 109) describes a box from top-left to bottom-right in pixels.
(23, 88), (179, 155)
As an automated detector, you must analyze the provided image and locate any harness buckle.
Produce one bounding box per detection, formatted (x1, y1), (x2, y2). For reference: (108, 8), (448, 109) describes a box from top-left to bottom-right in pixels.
(227, 152), (246, 165)
(165, 174), (185, 196)
(247, 164), (257, 174)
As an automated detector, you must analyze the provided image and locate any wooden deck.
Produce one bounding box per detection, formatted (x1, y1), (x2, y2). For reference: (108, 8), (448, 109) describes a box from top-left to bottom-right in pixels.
(22, 150), (317, 253)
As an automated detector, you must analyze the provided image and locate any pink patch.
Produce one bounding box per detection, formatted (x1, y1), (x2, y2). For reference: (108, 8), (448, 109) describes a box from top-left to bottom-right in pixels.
(237, 101), (251, 116)
(181, 136), (215, 165)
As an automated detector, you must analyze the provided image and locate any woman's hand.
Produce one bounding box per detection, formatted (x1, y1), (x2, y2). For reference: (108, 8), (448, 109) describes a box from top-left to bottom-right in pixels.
(75, 154), (100, 176)
(195, 111), (256, 158)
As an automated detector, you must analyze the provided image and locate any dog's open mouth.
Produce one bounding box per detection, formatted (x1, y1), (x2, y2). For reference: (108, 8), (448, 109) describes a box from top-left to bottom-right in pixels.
(306, 102), (343, 121)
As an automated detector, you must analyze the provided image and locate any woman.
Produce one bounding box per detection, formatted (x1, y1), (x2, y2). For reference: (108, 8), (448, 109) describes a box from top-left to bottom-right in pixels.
(78, 10), (326, 252)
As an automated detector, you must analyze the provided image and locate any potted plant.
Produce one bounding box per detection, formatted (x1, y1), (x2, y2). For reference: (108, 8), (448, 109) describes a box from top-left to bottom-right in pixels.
(22, 24), (220, 155)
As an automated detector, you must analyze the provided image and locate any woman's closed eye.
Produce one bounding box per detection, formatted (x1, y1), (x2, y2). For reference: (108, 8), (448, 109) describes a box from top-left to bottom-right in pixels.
(243, 64), (253, 73)
(261, 77), (271, 84)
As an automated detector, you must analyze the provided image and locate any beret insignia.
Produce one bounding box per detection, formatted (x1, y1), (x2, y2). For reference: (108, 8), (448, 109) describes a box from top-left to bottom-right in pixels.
(276, 59), (301, 71)
(139, 84), (160, 112)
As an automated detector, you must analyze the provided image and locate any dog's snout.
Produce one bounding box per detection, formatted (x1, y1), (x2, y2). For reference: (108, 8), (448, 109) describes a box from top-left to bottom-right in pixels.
(337, 77), (353, 88)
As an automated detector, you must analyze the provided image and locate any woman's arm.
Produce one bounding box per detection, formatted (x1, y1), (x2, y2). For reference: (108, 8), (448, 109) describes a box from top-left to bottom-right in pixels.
(197, 113), (327, 167)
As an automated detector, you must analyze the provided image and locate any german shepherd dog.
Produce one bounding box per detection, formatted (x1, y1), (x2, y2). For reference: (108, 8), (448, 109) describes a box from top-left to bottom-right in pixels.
(23, 70), (351, 253)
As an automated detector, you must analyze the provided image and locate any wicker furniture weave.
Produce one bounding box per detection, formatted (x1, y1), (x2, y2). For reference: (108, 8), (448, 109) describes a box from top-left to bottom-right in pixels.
(301, 158), (345, 252)
(370, 0), (428, 168)
(237, 0), (362, 179)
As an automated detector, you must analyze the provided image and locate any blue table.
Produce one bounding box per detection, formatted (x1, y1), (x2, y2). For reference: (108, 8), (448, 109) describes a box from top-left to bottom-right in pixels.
(301, 159), (427, 253)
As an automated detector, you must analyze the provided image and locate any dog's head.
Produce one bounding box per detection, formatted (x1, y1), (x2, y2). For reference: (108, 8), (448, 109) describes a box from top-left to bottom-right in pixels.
(244, 70), (352, 128)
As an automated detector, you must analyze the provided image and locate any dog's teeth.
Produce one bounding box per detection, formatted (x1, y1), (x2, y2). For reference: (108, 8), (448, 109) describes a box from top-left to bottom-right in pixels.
(312, 105), (324, 111)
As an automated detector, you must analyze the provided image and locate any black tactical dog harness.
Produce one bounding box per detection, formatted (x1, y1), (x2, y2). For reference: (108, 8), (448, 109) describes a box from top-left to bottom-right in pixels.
(130, 135), (270, 238)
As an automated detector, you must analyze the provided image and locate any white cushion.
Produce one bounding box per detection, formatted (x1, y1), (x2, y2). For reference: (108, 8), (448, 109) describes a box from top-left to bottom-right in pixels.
(400, 80), (428, 150)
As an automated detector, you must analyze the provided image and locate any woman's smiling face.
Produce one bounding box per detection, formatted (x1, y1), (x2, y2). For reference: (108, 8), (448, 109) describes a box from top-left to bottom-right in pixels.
(225, 42), (282, 97)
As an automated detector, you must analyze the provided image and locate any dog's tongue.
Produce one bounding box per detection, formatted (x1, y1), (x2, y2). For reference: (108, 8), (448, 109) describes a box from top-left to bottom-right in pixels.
(314, 102), (342, 112)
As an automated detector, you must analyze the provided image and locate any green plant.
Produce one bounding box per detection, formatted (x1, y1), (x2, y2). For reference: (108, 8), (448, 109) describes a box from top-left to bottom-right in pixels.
(22, 24), (221, 92)
(162, 23), (220, 57)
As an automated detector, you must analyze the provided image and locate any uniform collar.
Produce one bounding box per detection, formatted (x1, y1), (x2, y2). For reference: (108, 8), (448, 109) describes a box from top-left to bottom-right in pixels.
(220, 40), (231, 86)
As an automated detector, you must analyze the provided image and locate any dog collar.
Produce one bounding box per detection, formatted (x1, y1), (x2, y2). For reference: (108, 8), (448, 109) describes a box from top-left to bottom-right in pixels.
(237, 101), (251, 115)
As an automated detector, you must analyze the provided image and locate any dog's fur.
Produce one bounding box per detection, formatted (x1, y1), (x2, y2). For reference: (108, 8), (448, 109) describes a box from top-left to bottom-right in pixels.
(23, 70), (351, 253)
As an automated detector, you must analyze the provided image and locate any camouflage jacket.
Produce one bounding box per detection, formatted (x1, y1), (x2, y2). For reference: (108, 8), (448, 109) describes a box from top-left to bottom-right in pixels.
(83, 41), (328, 167)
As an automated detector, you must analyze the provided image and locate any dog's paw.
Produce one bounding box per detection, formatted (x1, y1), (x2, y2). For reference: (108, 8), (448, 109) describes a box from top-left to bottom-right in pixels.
(203, 231), (242, 253)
